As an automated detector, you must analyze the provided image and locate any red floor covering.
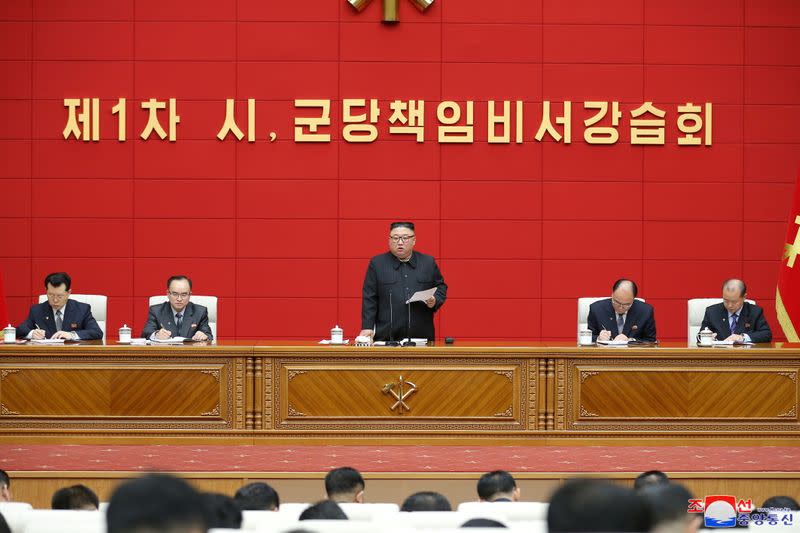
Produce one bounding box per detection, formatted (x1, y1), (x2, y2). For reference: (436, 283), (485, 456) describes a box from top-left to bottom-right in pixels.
(0, 445), (798, 473)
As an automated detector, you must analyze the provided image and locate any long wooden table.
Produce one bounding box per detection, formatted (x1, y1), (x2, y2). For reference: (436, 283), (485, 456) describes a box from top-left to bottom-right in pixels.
(1, 341), (798, 444)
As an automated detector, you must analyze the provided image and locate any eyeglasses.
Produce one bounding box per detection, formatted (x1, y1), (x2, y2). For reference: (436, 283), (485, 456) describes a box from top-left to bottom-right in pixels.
(389, 235), (415, 243)
(612, 298), (633, 309)
(46, 293), (69, 299)
(168, 291), (191, 299)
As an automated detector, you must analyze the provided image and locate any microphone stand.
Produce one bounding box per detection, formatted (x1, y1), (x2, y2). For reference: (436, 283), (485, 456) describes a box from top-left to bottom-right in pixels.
(386, 290), (399, 346)
(402, 299), (414, 347)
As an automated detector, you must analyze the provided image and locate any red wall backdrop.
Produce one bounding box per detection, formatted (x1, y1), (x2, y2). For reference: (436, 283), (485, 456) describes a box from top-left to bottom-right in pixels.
(1, 0), (798, 341)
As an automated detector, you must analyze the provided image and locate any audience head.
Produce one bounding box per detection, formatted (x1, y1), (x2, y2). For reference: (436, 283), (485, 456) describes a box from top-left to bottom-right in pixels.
(234, 481), (280, 511)
(462, 517), (507, 528)
(298, 500), (348, 520)
(477, 470), (520, 502)
(634, 469), (670, 491)
(106, 473), (207, 533)
(325, 467), (365, 503)
(201, 492), (241, 529)
(0, 470), (10, 502)
(401, 491), (452, 512)
(51, 484), (99, 510)
(548, 478), (651, 533)
(762, 496), (800, 511)
(640, 482), (701, 533)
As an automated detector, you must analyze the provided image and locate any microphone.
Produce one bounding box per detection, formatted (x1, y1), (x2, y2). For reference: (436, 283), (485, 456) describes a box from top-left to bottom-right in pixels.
(386, 290), (399, 346)
(402, 289), (414, 347)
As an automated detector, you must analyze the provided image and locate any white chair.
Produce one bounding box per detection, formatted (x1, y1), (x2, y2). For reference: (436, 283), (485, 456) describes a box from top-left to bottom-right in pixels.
(295, 519), (392, 533)
(0, 502), (34, 533)
(688, 298), (756, 344)
(387, 511), (470, 529)
(38, 294), (107, 340)
(20, 509), (105, 533)
(148, 295), (217, 340)
(457, 501), (549, 522)
(241, 509), (299, 531)
(577, 296), (645, 341)
(339, 502), (399, 521)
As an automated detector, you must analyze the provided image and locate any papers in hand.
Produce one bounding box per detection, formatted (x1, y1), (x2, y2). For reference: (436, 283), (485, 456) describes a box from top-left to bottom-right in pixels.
(30, 338), (66, 344)
(149, 337), (186, 344)
(406, 288), (436, 305)
(596, 339), (630, 346)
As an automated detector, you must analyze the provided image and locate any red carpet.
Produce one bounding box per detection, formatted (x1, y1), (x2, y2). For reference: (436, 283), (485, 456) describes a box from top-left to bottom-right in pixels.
(1, 445), (797, 473)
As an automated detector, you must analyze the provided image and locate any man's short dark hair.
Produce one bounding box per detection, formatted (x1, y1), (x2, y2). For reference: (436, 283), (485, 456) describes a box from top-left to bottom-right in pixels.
(612, 278), (638, 297)
(45, 272), (71, 291)
(461, 517), (507, 528)
(400, 491), (452, 512)
(548, 479), (651, 533)
(298, 500), (348, 520)
(106, 474), (207, 533)
(234, 482), (280, 511)
(390, 222), (415, 232)
(477, 470), (517, 501)
(0, 470), (9, 488)
(324, 467), (364, 499)
(639, 482), (696, 528)
(51, 484), (99, 510)
(633, 470), (670, 491)
(763, 495), (800, 511)
(166, 275), (192, 290)
(202, 492), (242, 529)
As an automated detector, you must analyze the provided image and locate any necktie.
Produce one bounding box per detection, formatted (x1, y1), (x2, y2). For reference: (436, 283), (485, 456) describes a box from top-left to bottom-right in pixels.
(55, 310), (63, 331)
(175, 313), (183, 333)
(617, 313), (625, 333)
(730, 313), (738, 333)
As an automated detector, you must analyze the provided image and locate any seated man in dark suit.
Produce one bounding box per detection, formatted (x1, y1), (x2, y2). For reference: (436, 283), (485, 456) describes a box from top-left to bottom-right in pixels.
(17, 272), (103, 340)
(699, 279), (771, 343)
(141, 275), (213, 341)
(588, 279), (657, 343)
(477, 470), (520, 502)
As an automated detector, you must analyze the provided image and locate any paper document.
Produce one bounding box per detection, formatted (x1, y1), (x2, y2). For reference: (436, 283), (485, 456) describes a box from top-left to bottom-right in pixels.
(319, 339), (349, 345)
(149, 337), (186, 344)
(713, 340), (753, 346)
(30, 338), (66, 344)
(406, 288), (437, 304)
(596, 340), (629, 346)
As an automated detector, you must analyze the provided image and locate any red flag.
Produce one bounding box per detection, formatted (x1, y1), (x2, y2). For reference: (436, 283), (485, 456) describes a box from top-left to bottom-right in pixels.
(0, 272), (8, 327)
(777, 170), (800, 342)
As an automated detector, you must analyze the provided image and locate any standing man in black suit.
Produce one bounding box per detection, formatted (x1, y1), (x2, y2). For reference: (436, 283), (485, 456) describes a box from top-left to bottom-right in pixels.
(588, 279), (657, 342)
(699, 279), (772, 343)
(359, 222), (447, 342)
(17, 272), (103, 340)
(141, 275), (213, 341)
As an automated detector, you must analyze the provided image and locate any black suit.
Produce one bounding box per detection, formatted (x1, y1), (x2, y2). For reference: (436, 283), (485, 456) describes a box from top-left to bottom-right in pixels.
(361, 251), (447, 341)
(699, 301), (772, 343)
(17, 299), (103, 340)
(587, 298), (657, 342)
(141, 301), (213, 340)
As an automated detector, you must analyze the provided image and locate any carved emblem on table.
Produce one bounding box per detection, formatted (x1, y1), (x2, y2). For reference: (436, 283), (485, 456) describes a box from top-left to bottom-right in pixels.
(0, 369), (20, 380)
(201, 404), (220, 417)
(1, 404), (19, 416)
(778, 405), (797, 418)
(580, 370), (600, 383)
(494, 370), (513, 381)
(287, 370), (307, 382)
(200, 369), (220, 382)
(382, 376), (417, 414)
(580, 405), (599, 417)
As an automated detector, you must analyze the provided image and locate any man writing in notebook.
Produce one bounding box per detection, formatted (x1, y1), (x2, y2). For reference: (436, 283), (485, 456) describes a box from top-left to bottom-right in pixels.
(17, 272), (103, 340)
(141, 275), (213, 341)
(587, 279), (657, 343)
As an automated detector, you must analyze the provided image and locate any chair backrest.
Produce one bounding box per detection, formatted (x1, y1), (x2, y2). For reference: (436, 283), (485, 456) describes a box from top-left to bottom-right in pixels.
(457, 501), (549, 522)
(38, 294), (107, 340)
(18, 509), (105, 533)
(149, 295), (217, 340)
(577, 297), (645, 341)
(338, 502), (399, 521)
(241, 509), (300, 530)
(687, 298), (756, 343)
